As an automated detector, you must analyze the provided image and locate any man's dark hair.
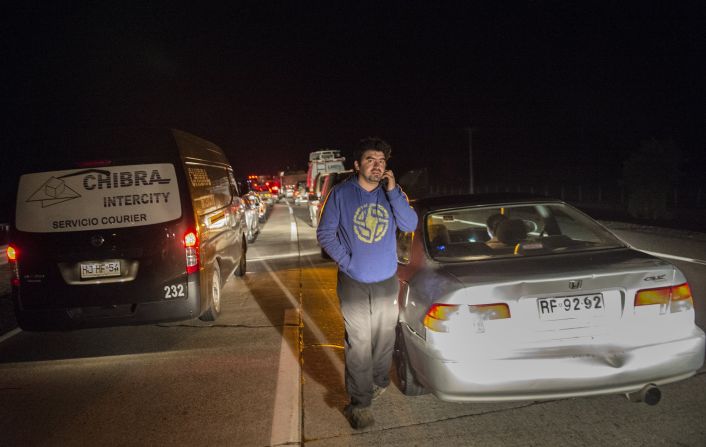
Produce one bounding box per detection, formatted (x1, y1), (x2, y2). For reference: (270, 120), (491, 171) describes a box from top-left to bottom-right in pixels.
(353, 137), (392, 164)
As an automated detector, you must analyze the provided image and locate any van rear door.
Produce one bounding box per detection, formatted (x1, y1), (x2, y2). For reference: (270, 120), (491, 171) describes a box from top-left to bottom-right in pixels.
(13, 163), (190, 313)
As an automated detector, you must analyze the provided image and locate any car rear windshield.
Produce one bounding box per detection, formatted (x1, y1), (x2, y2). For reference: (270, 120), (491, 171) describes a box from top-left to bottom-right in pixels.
(425, 203), (625, 262)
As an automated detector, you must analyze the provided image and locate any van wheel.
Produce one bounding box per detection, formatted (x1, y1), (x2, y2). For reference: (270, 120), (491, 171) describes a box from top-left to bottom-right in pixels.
(235, 244), (246, 277)
(393, 324), (428, 396)
(200, 264), (221, 321)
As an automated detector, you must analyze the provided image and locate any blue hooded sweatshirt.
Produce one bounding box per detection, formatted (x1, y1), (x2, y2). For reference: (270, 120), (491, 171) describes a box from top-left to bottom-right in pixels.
(316, 177), (418, 283)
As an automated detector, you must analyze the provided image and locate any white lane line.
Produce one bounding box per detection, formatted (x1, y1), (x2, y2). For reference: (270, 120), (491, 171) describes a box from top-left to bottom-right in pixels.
(287, 203), (298, 242)
(264, 261), (343, 445)
(0, 327), (21, 344)
(638, 249), (706, 266)
(262, 262), (341, 376)
(250, 249), (322, 262)
(270, 308), (301, 446)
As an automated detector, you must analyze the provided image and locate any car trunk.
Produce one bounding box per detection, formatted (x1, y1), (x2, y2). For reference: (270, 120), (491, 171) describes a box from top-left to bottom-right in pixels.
(434, 248), (679, 344)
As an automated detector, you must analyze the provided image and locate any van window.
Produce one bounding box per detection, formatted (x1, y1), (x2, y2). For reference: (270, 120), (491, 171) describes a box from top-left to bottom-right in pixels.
(186, 164), (232, 214)
(227, 172), (240, 197)
(15, 163), (182, 233)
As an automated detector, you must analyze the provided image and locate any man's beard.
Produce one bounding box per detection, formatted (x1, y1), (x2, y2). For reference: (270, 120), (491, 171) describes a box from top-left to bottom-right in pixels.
(364, 171), (382, 183)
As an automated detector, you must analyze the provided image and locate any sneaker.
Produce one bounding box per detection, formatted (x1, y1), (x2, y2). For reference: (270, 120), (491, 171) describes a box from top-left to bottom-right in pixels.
(372, 384), (387, 400)
(344, 405), (375, 429)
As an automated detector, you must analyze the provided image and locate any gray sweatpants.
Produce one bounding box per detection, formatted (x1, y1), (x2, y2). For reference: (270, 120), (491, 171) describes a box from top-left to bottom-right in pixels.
(337, 271), (400, 409)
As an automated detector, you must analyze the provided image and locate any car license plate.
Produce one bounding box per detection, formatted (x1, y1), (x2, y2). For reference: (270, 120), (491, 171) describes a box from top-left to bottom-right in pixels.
(80, 260), (121, 279)
(537, 293), (604, 321)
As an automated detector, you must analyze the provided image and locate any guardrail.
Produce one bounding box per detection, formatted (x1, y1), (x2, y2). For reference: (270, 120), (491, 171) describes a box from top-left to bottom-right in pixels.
(424, 182), (705, 209)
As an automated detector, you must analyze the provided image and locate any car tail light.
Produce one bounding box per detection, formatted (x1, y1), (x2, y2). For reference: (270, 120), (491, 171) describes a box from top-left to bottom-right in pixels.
(423, 304), (460, 332)
(670, 283), (693, 313)
(469, 303), (511, 333)
(469, 303), (511, 320)
(423, 302), (511, 333)
(634, 283), (693, 313)
(7, 244), (19, 287)
(183, 231), (200, 274)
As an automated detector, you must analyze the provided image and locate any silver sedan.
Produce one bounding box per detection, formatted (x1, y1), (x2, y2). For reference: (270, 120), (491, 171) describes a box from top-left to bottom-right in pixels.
(394, 194), (705, 404)
(241, 193), (261, 243)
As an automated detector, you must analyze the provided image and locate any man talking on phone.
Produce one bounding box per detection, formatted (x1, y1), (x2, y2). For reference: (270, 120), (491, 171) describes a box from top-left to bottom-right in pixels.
(317, 137), (418, 429)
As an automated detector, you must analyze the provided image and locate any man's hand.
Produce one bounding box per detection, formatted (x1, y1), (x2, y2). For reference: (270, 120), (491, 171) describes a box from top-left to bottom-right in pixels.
(381, 170), (396, 191)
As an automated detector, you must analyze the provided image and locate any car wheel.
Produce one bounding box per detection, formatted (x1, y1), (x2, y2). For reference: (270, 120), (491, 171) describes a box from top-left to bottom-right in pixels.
(234, 240), (247, 277)
(393, 324), (428, 396)
(199, 264), (221, 321)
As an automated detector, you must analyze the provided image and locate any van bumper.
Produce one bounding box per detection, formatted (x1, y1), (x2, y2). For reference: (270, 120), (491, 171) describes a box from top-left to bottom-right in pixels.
(12, 278), (203, 331)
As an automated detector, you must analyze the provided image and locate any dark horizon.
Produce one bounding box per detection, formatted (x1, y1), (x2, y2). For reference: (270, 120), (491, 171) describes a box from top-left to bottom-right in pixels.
(3, 2), (705, 200)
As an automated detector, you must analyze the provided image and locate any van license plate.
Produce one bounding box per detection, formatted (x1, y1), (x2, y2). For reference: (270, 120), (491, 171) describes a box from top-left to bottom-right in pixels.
(80, 261), (121, 279)
(537, 293), (604, 321)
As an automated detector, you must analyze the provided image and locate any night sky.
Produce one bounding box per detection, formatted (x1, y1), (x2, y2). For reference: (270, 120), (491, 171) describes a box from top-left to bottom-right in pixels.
(3, 1), (705, 212)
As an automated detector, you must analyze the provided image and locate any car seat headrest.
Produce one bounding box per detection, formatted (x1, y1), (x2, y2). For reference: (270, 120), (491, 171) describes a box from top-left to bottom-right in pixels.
(428, 224), (450, 248)
(496, 219), (528, 245)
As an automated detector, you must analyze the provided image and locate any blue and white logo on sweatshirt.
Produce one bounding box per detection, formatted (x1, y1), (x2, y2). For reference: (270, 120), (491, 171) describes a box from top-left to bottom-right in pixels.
(353, 204), (389, 243)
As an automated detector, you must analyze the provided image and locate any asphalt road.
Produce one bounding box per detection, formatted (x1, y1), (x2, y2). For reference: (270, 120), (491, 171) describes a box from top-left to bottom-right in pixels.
(0, 202), (705, 446)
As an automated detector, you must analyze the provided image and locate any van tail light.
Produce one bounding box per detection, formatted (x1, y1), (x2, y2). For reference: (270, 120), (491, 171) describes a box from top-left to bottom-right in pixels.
(7, 244), (19, 287)
(183, 231), (200, 274)
(6, 245), (17, 262)
(635, 283), (693, 313)
(424, 302), (511, 333)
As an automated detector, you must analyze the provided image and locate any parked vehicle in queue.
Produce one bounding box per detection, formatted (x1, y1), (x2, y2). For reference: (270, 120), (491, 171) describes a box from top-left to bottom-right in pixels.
(394, 193), (705, 404)
(241, 193), (261, 243)
(7, 128), (247, 330)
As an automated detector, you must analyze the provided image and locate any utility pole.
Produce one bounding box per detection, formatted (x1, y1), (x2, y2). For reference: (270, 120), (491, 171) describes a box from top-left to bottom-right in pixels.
(466, 126), (476, 194)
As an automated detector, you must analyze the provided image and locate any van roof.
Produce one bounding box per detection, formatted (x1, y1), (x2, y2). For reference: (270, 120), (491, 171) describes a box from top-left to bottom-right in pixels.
(19, 128), (228, 172)
(309, 149), (343, 161)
